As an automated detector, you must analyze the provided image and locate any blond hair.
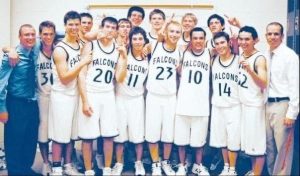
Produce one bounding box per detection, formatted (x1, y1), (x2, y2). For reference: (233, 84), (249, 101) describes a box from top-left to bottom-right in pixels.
(181, 13), (198, 25)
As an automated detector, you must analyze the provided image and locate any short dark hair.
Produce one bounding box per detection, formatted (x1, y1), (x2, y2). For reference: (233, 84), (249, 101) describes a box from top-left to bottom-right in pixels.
(213, 31), (230, 43)
(149, 9), (166, 21)
(39, 20), (56, 33)
(19, 24), (35, 36)
(190, 27), (206, 39)
(80, 12), (93, 20)
(127, 6), (145, 19)
(118, 18), (132, 29)
(239, 26), (258, 40)
(207, 14), (225, 27)
(129, 26), (149, 49)
(63, 11), (81, 25)
(101, 17), (118, 27)
(267, 22), (284, 35)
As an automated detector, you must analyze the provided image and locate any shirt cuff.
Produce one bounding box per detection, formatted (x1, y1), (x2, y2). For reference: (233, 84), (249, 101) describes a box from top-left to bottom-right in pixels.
(286, 110), (298, 120)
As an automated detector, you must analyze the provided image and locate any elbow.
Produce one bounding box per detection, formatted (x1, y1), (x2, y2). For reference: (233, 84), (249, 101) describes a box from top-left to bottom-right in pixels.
(59, 76), (72, 85)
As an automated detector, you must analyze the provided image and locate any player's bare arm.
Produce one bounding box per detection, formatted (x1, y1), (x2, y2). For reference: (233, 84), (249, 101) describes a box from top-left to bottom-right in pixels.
(53, 45), (92, 85)
(241, 55), (268, 89)
(115, 44), (128, 83)
(78, 42), (93, 117)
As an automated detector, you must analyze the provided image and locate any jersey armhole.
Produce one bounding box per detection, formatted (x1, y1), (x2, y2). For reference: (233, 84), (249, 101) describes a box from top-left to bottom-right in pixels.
(253, 55), (264, 74)
(151, 41), (159, 56)
(53, 46), (69, 64)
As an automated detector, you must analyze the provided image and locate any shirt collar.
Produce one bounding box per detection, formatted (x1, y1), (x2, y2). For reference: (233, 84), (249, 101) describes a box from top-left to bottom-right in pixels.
(270, 43), (284, 56)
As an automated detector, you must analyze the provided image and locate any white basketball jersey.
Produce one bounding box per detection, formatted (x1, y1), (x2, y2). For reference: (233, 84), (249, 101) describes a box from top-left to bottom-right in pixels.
(146, 42), (180, 95)
(212, 55), (240, 107)
(116, 50), (148, 96)
(52, 41), (81, 95)
(176, 48), (211, 116)
(238, 51), (267, 106)
(206, 39), (215, 51)
(147, 32), (158, 44)
(85, 40), (119, 93)
(177, 34), (189, 47)
(36, 50), (52, 96)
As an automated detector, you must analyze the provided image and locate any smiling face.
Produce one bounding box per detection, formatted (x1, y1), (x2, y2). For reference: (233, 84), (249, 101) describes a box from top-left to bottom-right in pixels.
(214, 36), (231, 57)
(150, 13), (165, 30)
(129, 11), (143, 27)
(65, 18), (80, 38)
(266, 24), (283, 51)
(19, 26), (36, 49)
(182, 16), (196, 33)
(191, 31), (206, 51)
(131, 33), (145, 51)
(40, 27), (55, 47)
(238, 31), (257, 53)
(165, 23), (182, 45)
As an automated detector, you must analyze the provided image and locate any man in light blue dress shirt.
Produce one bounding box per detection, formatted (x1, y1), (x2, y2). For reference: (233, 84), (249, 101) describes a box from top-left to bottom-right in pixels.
(0, 24), (40, 175)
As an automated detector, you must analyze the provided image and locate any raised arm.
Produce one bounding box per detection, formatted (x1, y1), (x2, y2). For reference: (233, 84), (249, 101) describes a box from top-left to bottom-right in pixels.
(115, 44), (128, 83)
(241, 55), (268, 89)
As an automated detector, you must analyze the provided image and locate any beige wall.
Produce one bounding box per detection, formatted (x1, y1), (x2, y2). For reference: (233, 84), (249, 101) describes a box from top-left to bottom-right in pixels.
(9, 0), (287, 51)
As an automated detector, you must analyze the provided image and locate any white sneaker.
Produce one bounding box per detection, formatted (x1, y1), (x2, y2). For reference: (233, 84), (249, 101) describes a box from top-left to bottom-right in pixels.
(245, 170), (254, 176)
(135, 161), (145, 175)
(41, 163), (52, 176)
(84, 170), (95, 176)
(176, 164), (186, 176)
(95, 154), (104, 169)
(50, 167), (63, 176)
(192, 163), (210, 176)
(152, 162), (162, 175)
(161, 160), (175, 175)
(219, 166), (229, 175)
(64, 163), (83, 175)
(103, 167), (112, 176)
(112, 162), (123, 175)
(228, 169), (237, 176)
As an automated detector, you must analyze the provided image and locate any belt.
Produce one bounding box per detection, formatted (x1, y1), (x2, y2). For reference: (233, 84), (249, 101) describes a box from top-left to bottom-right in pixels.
(268, 97), (289, 103)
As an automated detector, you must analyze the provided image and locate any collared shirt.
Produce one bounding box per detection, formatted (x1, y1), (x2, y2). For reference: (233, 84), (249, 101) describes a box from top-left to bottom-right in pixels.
(0, 44), (39, 113)
(266, 43), (299, 120)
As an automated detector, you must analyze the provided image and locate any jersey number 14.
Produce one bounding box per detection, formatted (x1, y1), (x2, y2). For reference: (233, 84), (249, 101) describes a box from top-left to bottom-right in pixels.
(218, 83), (231, 97)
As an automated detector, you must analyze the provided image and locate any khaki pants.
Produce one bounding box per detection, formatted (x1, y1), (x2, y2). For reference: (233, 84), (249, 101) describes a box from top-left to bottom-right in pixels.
(266, 101), (294, 175)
